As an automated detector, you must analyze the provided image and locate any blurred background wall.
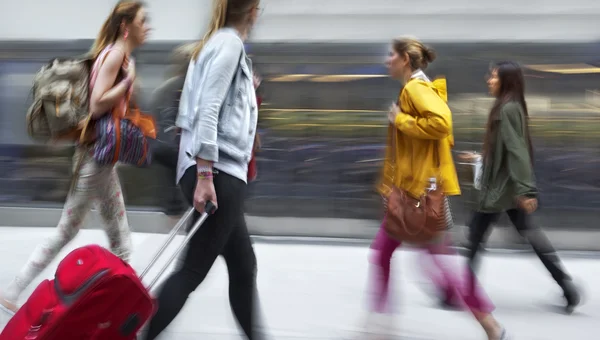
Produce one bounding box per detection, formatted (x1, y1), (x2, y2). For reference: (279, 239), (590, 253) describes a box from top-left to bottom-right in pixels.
(2, 0), (600, 42)
(0, 0), (599, 239)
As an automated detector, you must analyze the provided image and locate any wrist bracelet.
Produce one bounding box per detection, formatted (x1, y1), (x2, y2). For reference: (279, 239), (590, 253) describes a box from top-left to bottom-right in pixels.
(197, 166), (213, 174)
(198, 171), (213, 180)
(197, 165), (213, 181)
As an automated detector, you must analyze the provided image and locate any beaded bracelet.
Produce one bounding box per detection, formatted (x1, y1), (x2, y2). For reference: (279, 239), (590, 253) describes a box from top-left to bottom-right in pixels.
(197, 165), (212, 173)
(197, 171), (213, 180)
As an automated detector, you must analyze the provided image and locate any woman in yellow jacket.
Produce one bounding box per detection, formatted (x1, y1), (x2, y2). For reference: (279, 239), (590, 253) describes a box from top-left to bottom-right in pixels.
(367, 37), (508, 340)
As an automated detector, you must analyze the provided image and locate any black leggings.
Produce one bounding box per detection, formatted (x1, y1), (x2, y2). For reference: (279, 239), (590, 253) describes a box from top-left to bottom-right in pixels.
(467, 209), (571, 292)
(144, 167), (259, 339)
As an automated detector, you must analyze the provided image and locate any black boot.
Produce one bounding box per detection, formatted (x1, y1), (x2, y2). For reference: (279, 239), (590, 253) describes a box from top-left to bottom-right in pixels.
(562, 279), (581, 314)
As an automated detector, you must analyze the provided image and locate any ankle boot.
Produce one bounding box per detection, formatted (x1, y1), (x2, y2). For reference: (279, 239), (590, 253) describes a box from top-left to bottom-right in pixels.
(561, 279), (581, 314)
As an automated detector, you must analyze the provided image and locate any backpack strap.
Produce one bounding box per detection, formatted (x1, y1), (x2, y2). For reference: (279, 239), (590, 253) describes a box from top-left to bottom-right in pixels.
(89, 45), (126, 89)
(79, 44), (128, 145)
(68, 46), (127, 196)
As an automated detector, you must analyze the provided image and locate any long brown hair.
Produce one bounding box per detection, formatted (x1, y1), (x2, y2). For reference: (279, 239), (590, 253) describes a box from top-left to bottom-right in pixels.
(90, 0), (145, 59)
(482, 61), (534, 163)
(191, 0), (259, 60)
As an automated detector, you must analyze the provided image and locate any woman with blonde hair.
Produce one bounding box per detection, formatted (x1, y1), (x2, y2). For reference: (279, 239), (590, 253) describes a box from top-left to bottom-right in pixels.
(368, 37), (508, 339)
(142, 0), (263, 338)
(0, 0), (150, 315)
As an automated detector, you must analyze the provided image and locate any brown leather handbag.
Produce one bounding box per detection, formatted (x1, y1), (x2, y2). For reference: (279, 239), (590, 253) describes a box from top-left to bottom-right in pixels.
(384, 127), (447, 244)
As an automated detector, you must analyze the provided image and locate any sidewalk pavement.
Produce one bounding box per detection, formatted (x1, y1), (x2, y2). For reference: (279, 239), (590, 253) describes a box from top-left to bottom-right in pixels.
(0, 227), (598, 339)
(3, 206), (600, 251)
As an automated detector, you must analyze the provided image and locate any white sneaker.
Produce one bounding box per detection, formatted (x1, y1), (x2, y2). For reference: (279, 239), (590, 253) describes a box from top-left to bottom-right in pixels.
(498, 327), (512, 340)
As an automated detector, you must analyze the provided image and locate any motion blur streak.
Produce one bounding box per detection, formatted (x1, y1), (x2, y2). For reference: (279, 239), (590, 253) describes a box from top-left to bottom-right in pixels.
(0, 41), (598, 231)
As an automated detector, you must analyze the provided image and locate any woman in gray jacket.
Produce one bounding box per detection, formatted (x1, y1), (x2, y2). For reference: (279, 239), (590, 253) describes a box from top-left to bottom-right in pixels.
(143, 0), (263, 339)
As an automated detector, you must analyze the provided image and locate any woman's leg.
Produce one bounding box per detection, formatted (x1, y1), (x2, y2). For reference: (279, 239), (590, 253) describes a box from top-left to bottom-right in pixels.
(425, 234), (506, 339)
(144, 168), (251, 339)
(95, 166), (133, 262)
(221, 207), (260, 338)
(466, 211), (497, 294)
(417, 233), (461, 308)
(0, 151), (98, 311)
(425, 237), (495, 314)
(506, 209), (580, 312)
(463, 211), (511, 339)
(418, 197), (461, 308)
(369, 218), (401, 313)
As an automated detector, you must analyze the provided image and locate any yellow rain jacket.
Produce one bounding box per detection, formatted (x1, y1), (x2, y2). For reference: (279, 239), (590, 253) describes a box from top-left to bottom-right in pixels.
(377, 77), (460, 199)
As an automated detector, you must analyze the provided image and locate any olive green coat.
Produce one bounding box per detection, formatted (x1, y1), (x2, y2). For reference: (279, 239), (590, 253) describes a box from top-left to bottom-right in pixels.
(478, 101), (537, 212)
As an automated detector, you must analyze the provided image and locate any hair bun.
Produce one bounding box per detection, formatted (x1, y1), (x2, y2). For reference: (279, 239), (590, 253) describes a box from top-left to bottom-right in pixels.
(422, 46), (437, 63)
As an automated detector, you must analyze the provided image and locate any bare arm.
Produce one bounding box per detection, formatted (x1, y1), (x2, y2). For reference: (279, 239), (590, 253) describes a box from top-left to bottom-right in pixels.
(89, 51), (131, 118)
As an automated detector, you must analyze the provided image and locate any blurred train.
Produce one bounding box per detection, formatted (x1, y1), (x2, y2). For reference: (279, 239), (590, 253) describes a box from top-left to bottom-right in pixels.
(0, 40), (599, 229)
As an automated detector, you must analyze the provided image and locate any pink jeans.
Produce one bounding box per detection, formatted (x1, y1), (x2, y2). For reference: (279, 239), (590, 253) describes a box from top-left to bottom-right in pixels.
(370, 217), (494, 315)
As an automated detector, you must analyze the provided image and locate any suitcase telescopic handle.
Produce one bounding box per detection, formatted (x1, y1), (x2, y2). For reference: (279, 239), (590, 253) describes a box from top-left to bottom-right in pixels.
(140, 202), (217, 291)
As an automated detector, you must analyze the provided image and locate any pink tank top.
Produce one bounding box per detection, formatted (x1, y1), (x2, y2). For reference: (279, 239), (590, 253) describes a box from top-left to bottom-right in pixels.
(90, 44), (133, 117)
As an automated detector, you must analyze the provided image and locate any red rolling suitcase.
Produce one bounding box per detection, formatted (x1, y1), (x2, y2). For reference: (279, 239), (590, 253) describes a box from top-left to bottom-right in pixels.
(0, 203), (215, 340)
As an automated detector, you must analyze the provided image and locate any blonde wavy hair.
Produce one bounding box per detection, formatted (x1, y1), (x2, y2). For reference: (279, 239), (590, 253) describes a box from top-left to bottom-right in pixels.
(191, 0), (259, 60)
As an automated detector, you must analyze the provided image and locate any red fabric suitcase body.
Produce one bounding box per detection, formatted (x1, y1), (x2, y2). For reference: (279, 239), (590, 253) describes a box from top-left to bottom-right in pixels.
(247, 152), (257, 182)
(0, 203), (215, 340)
(0, 245), (155, 339)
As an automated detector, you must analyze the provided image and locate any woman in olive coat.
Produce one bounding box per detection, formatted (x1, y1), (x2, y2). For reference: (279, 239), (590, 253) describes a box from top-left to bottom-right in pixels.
(460, 61), (581, 314)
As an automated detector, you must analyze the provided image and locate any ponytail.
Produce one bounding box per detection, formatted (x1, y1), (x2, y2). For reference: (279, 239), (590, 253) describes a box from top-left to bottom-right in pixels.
(191, 0), (228, 60)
